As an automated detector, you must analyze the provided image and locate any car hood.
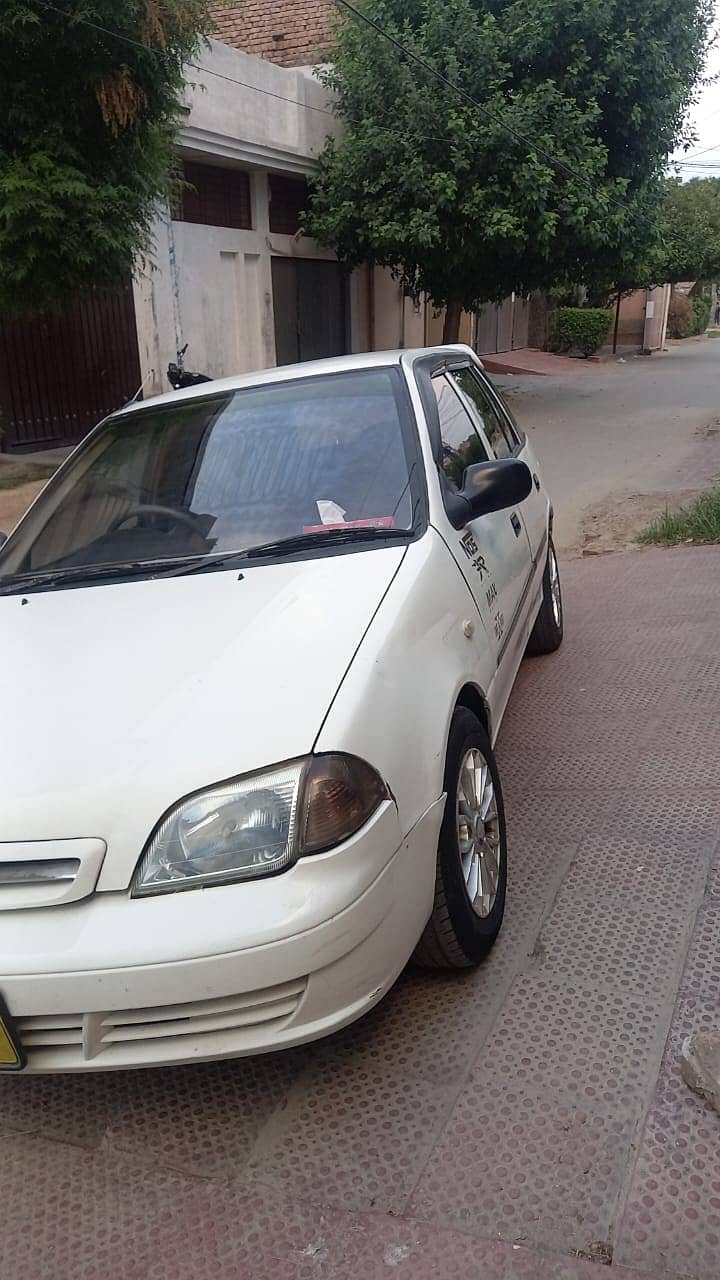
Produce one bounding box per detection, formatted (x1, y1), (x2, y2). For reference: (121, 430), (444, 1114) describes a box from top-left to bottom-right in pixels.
(0, 547), (405, 890)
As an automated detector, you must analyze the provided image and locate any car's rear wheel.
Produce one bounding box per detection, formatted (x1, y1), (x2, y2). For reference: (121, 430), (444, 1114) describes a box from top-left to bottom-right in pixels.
(414, 709), (507, 969)
(526, 538), (563, 655)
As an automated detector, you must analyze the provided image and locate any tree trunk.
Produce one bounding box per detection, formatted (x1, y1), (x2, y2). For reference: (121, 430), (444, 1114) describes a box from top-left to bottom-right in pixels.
(612, 288), (622, 355)
(442, 299), (462, 344)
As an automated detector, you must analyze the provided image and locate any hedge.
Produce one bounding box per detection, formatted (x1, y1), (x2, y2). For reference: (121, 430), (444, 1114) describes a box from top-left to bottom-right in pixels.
(553, 307), (613, 357)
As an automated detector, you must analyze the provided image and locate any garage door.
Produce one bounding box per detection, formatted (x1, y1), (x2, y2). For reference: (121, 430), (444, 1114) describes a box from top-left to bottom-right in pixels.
(271, 258), (348, 366)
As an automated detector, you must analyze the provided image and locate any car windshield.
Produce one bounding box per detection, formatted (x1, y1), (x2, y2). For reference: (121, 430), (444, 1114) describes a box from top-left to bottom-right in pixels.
(0, 368), (419, 587)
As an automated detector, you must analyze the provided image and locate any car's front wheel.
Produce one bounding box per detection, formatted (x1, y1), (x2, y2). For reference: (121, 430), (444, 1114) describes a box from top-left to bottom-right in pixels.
(526, 537), (563, 655)
(414, 709), (507, 969)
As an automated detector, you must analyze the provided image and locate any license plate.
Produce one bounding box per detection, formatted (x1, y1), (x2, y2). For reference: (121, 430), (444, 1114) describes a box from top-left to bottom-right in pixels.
(0, 996), (25, 1071)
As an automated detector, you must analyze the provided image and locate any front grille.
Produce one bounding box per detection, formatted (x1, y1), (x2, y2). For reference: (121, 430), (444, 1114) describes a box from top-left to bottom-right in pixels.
(15, 978), (306, 1066)
(0, 838), (105, 910)
(0, 860), (81, 891)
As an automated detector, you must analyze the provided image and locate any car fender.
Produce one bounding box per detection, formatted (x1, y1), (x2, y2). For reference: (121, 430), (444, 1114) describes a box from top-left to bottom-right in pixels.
(314, 527), (499, 840)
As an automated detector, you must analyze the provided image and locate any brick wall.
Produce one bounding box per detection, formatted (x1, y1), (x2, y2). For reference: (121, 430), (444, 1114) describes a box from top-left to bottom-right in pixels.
(211, 2), (335, 67)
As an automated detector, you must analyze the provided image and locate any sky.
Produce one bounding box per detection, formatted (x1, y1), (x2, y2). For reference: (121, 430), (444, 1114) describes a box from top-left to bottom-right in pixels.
(670, 4), (720, 178)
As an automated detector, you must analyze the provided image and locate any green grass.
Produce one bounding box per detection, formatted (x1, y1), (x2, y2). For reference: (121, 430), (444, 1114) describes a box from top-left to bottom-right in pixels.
(639, 487), (720, 546)
(0, 462), (56, 491)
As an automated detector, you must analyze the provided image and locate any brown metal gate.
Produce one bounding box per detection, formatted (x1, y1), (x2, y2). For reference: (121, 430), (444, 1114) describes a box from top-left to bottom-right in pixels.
(0, 281), (141, 451)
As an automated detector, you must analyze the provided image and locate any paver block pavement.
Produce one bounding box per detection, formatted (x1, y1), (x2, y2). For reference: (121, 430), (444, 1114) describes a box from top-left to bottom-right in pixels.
(1, 546), (719, 1279)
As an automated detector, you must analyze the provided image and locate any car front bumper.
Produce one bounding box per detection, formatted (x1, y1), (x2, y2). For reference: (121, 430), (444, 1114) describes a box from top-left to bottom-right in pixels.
(0, 799), (444, 1072)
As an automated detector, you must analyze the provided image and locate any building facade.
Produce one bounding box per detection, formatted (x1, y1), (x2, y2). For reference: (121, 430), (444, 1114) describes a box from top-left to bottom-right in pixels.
(132, 28), (432, 399)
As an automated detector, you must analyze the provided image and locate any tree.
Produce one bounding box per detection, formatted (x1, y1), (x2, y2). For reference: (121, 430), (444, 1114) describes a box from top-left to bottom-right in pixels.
(660, 177), (720, 283)
(0, 1), (214, 315)
(307, 0), (713, 340)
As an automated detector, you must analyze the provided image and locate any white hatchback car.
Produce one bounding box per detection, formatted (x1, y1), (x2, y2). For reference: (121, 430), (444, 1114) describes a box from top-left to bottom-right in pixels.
(0, 345), (562, 1073)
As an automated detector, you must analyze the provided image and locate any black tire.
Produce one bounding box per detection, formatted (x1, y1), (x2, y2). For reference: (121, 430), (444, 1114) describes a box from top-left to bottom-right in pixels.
(526, 538), (563, 656)
(414, 709), (507, 969)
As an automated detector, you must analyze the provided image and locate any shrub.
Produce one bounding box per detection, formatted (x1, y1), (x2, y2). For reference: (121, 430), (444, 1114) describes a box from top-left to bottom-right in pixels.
(667, 291), (693, 338)
(553, 307), (613, 357)
(691, 295), (711, 335)
(667, 291), (711, 338)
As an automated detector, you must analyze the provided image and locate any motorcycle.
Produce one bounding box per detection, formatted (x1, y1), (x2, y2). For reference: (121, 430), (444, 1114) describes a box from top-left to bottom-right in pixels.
(167, 344), (212, 391)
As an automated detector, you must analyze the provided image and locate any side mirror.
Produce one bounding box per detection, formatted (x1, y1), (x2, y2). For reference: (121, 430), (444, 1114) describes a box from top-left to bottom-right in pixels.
(445, 459), (533, 530)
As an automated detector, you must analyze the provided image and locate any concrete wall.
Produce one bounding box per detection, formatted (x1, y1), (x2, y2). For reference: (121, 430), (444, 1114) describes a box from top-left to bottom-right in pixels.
(132, 40), (436, 393)
(369, 271), (425, 351)
(134, 186), (341, 392)
(642, 285), (671, 352)
(177, 39), (341, 173)
(133, 41), (356, 394)
(615, 290), (647, 347)
(614, 285), (671, 351)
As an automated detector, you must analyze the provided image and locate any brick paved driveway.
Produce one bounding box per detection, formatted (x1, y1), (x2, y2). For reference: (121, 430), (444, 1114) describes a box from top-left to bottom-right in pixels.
(3, 547), (720, 1280)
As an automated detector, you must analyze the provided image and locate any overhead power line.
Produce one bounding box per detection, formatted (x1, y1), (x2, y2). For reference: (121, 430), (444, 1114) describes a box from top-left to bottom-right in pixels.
(680, 140), (720, 160)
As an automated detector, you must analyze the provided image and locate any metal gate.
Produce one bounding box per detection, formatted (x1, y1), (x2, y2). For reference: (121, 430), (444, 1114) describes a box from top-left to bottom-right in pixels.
(0, 281), (141, 451)
(475, 293), (529, 356)
(271, 258), (348, 366)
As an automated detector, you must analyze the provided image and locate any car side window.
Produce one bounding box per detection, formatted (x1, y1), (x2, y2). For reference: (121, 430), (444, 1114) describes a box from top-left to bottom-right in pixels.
(450, 367), (517, 460)
(431, 373), (489, 490)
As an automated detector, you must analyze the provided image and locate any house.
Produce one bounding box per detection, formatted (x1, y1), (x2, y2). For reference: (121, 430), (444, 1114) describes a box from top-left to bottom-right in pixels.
(134, 2), (453, 397)
(0, 2), (457, 450)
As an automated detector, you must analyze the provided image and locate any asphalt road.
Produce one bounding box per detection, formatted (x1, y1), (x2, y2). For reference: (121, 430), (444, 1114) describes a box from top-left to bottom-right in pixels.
(493, 338), (720, 555)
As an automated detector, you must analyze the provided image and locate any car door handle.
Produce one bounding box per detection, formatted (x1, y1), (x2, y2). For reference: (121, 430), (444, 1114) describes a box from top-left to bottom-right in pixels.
(510, 512), (522, 537)
(533, 472), (541, 491)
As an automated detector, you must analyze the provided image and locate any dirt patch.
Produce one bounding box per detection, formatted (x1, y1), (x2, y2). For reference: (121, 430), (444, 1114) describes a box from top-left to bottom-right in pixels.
(0, 460), (56, 491)
(575, 1241), (613, 1265)
(576, 490), (708, 557)
(0, 480), (48, 535)
(696, 417), (720, 439)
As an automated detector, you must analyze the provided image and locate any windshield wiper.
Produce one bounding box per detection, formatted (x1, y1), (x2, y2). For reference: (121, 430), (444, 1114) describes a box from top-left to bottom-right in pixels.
(173, 525), (413, 577)
(0, 529), (412, 594)
(245, 526), (412, 558)
(0, 556), (206, 596)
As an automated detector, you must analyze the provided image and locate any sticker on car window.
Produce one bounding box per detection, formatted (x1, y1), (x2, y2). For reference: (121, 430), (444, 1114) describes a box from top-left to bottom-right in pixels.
(316, 500), (347, 524)
(303, 517), (397, 533)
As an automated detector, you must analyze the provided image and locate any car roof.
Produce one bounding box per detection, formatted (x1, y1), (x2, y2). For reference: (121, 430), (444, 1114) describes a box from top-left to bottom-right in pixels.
(116, 345), (478, 417)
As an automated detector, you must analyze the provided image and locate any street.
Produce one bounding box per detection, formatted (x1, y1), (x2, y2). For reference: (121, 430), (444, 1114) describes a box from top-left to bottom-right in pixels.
(495, 340), (720, 555)
(2, 348), (720, 1279)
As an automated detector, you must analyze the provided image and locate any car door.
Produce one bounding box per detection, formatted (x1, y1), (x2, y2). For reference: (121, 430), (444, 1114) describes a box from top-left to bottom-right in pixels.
(429, 371), (532, 663)
(448, 361), (549, 562)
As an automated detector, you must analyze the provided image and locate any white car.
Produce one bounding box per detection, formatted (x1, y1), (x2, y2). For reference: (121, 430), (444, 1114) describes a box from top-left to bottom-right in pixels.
(0, 345), (562, 1073)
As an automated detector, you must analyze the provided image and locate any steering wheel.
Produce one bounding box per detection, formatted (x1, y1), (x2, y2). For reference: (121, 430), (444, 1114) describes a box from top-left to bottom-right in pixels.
(107, 504), (202, 536)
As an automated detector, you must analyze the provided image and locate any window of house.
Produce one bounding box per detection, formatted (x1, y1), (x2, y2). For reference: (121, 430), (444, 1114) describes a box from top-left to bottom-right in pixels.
(269, 174), (309, 235)
(450, 367), (518, 459)
(431, 374), (489, 490)
(176, 160), (252, 230)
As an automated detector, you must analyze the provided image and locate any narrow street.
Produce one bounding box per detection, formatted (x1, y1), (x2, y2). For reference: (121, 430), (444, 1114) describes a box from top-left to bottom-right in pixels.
(495, 340), (720, 555)
(2, 348), (720, 1279)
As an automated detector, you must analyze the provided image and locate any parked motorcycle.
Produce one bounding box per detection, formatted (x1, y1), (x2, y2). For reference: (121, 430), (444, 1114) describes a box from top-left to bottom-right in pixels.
(167, 345), (212, 390)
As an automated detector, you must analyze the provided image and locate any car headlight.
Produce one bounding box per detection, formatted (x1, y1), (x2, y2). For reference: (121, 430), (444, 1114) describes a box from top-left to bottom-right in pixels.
(132, 754), (388, 896)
